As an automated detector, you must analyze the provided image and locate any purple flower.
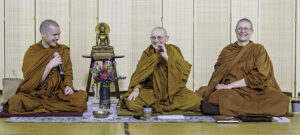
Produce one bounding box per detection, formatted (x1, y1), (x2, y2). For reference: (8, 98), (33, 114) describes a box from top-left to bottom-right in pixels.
(90, 59), (126, 87)
(110, 69), (114, 73)
(108, 71), (113, 77)
(92, 62), (98, 67)
(100, 75), (104, 81)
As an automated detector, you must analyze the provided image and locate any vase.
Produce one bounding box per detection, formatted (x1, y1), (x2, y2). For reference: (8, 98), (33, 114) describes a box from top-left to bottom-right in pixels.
(99, 86), (111, 109)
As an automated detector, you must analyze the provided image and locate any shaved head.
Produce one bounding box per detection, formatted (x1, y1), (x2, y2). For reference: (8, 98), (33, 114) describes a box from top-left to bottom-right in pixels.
(40, 19), (59, 33)
(235, 18), (253, 30)
(151, 27), (168, 37)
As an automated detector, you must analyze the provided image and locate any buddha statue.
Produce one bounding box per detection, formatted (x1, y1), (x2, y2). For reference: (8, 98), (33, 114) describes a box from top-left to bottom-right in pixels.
(93, 22), (113, 50)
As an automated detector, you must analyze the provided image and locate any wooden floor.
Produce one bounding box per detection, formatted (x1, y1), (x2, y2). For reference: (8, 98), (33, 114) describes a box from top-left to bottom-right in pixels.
(0, 95), (300, 135)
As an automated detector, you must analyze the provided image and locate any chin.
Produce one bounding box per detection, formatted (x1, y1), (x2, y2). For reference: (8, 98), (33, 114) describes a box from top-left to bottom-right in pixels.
(50, 43), (57, 47)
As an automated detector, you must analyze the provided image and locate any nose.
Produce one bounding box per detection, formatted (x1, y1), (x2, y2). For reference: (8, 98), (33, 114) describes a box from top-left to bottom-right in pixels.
(241, 29), (247, 32)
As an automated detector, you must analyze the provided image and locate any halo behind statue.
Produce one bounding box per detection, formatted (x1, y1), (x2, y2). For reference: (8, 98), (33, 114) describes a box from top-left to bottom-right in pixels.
(95, 22), (110, 35)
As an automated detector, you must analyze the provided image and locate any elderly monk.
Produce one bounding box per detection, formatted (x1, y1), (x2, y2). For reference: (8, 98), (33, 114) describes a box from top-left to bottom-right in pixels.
(121, 27), (202, 113)
(196, 18), (289, 116)
(7, 19), (87, 114)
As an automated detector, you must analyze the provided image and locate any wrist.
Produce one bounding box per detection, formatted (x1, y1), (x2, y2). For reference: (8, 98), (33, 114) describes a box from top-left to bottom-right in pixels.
(227, 83), (233, 89)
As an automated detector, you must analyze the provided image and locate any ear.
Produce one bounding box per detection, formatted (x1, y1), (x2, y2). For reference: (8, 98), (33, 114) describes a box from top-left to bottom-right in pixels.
(41, 32), (46, 38)
(165, 36), (169, 42)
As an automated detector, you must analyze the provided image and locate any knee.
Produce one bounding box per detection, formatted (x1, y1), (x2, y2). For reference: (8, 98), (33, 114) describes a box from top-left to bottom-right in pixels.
(125, 99), (143, 112)
(8, 94), (25, 113)
(8, 94), (23, 105)
(184, 95), (202, 106)
(208, 90), (233, 103)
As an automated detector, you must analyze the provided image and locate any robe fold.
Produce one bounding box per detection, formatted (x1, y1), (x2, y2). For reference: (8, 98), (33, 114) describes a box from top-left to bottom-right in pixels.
(8, 41), (87, 114)
(196, 41), (289, 116)
(121, 44), (202, 113)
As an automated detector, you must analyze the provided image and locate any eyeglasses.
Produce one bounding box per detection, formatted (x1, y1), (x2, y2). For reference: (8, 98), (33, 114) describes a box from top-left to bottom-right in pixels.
(150, 36), (164, 40)
(236, 27), (252, 32)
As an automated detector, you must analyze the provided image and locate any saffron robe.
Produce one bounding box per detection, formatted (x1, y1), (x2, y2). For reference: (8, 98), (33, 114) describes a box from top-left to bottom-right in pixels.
(121, 44), (202, 113)
(8, 41), (87, 114)
(196, 41), (289, 116)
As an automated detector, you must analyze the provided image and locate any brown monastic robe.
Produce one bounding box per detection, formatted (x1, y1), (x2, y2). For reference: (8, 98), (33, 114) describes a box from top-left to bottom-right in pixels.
(8, 41), (87, 114)
(196, 41), (289, 116)
(121, 44), (202, 113)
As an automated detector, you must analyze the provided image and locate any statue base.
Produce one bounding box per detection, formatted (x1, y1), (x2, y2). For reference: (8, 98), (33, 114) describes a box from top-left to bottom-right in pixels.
(91, 47), (114, 58)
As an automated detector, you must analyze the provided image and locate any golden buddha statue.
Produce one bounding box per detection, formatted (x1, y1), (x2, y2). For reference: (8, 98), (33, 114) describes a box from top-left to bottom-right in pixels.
(92, 22), (114, 56)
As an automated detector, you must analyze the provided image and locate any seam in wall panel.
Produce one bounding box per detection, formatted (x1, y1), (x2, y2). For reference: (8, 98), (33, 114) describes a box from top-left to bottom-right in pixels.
(3, 0), (5, 78)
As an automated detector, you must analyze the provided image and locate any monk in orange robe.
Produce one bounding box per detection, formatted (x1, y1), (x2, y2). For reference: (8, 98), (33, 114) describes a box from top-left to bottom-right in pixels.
(121, 27), (202, 113)
(7, 19), (87, 114)
(196, 18), (289, 116)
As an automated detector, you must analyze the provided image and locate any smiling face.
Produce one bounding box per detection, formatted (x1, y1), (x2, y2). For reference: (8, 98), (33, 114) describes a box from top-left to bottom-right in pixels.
(150, 28), (169, 48)
(41, 25), (60, 47)
(235, 21), (253, 43)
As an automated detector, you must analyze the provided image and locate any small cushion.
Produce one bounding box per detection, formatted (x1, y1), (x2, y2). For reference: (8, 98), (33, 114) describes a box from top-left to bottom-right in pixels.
(1, 78), (23, 105)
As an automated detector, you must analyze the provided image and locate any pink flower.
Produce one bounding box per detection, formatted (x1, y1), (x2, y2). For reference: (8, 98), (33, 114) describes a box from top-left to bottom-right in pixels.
(90, 58), (126, 87)
(93, 76), (101, 83)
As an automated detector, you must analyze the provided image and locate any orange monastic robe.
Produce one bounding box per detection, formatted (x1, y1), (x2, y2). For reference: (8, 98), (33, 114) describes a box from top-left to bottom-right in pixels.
(121, 44), (202, 113)
(196, 41), (289, 116)
(8, 41), (87, 114)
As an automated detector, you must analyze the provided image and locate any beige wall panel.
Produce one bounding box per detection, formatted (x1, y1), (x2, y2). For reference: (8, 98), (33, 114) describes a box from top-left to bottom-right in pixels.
(0, 0), (3, 89)
(36, 0), (69, 45)
(194, 0), (230, 90)
(296, 0), (300, 96)
(5, 0), (35, 79)
(163, 0), (194, 90)
(231, 0), (258, 43)
(259, 0), (295, 93)
(98, 0), (132, 91)
(131, 0), (162, 73)
(70, 0), (98, 90)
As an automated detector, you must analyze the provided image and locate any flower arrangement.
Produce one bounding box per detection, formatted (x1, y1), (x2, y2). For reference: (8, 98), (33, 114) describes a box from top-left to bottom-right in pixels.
(90, 57), (125, 89)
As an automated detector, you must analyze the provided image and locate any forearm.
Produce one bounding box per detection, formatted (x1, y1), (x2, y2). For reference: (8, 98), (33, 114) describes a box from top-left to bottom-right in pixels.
(162, 54), (168, 62)
(40, 64), (52, 82)
(228, 78), (246, 89)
